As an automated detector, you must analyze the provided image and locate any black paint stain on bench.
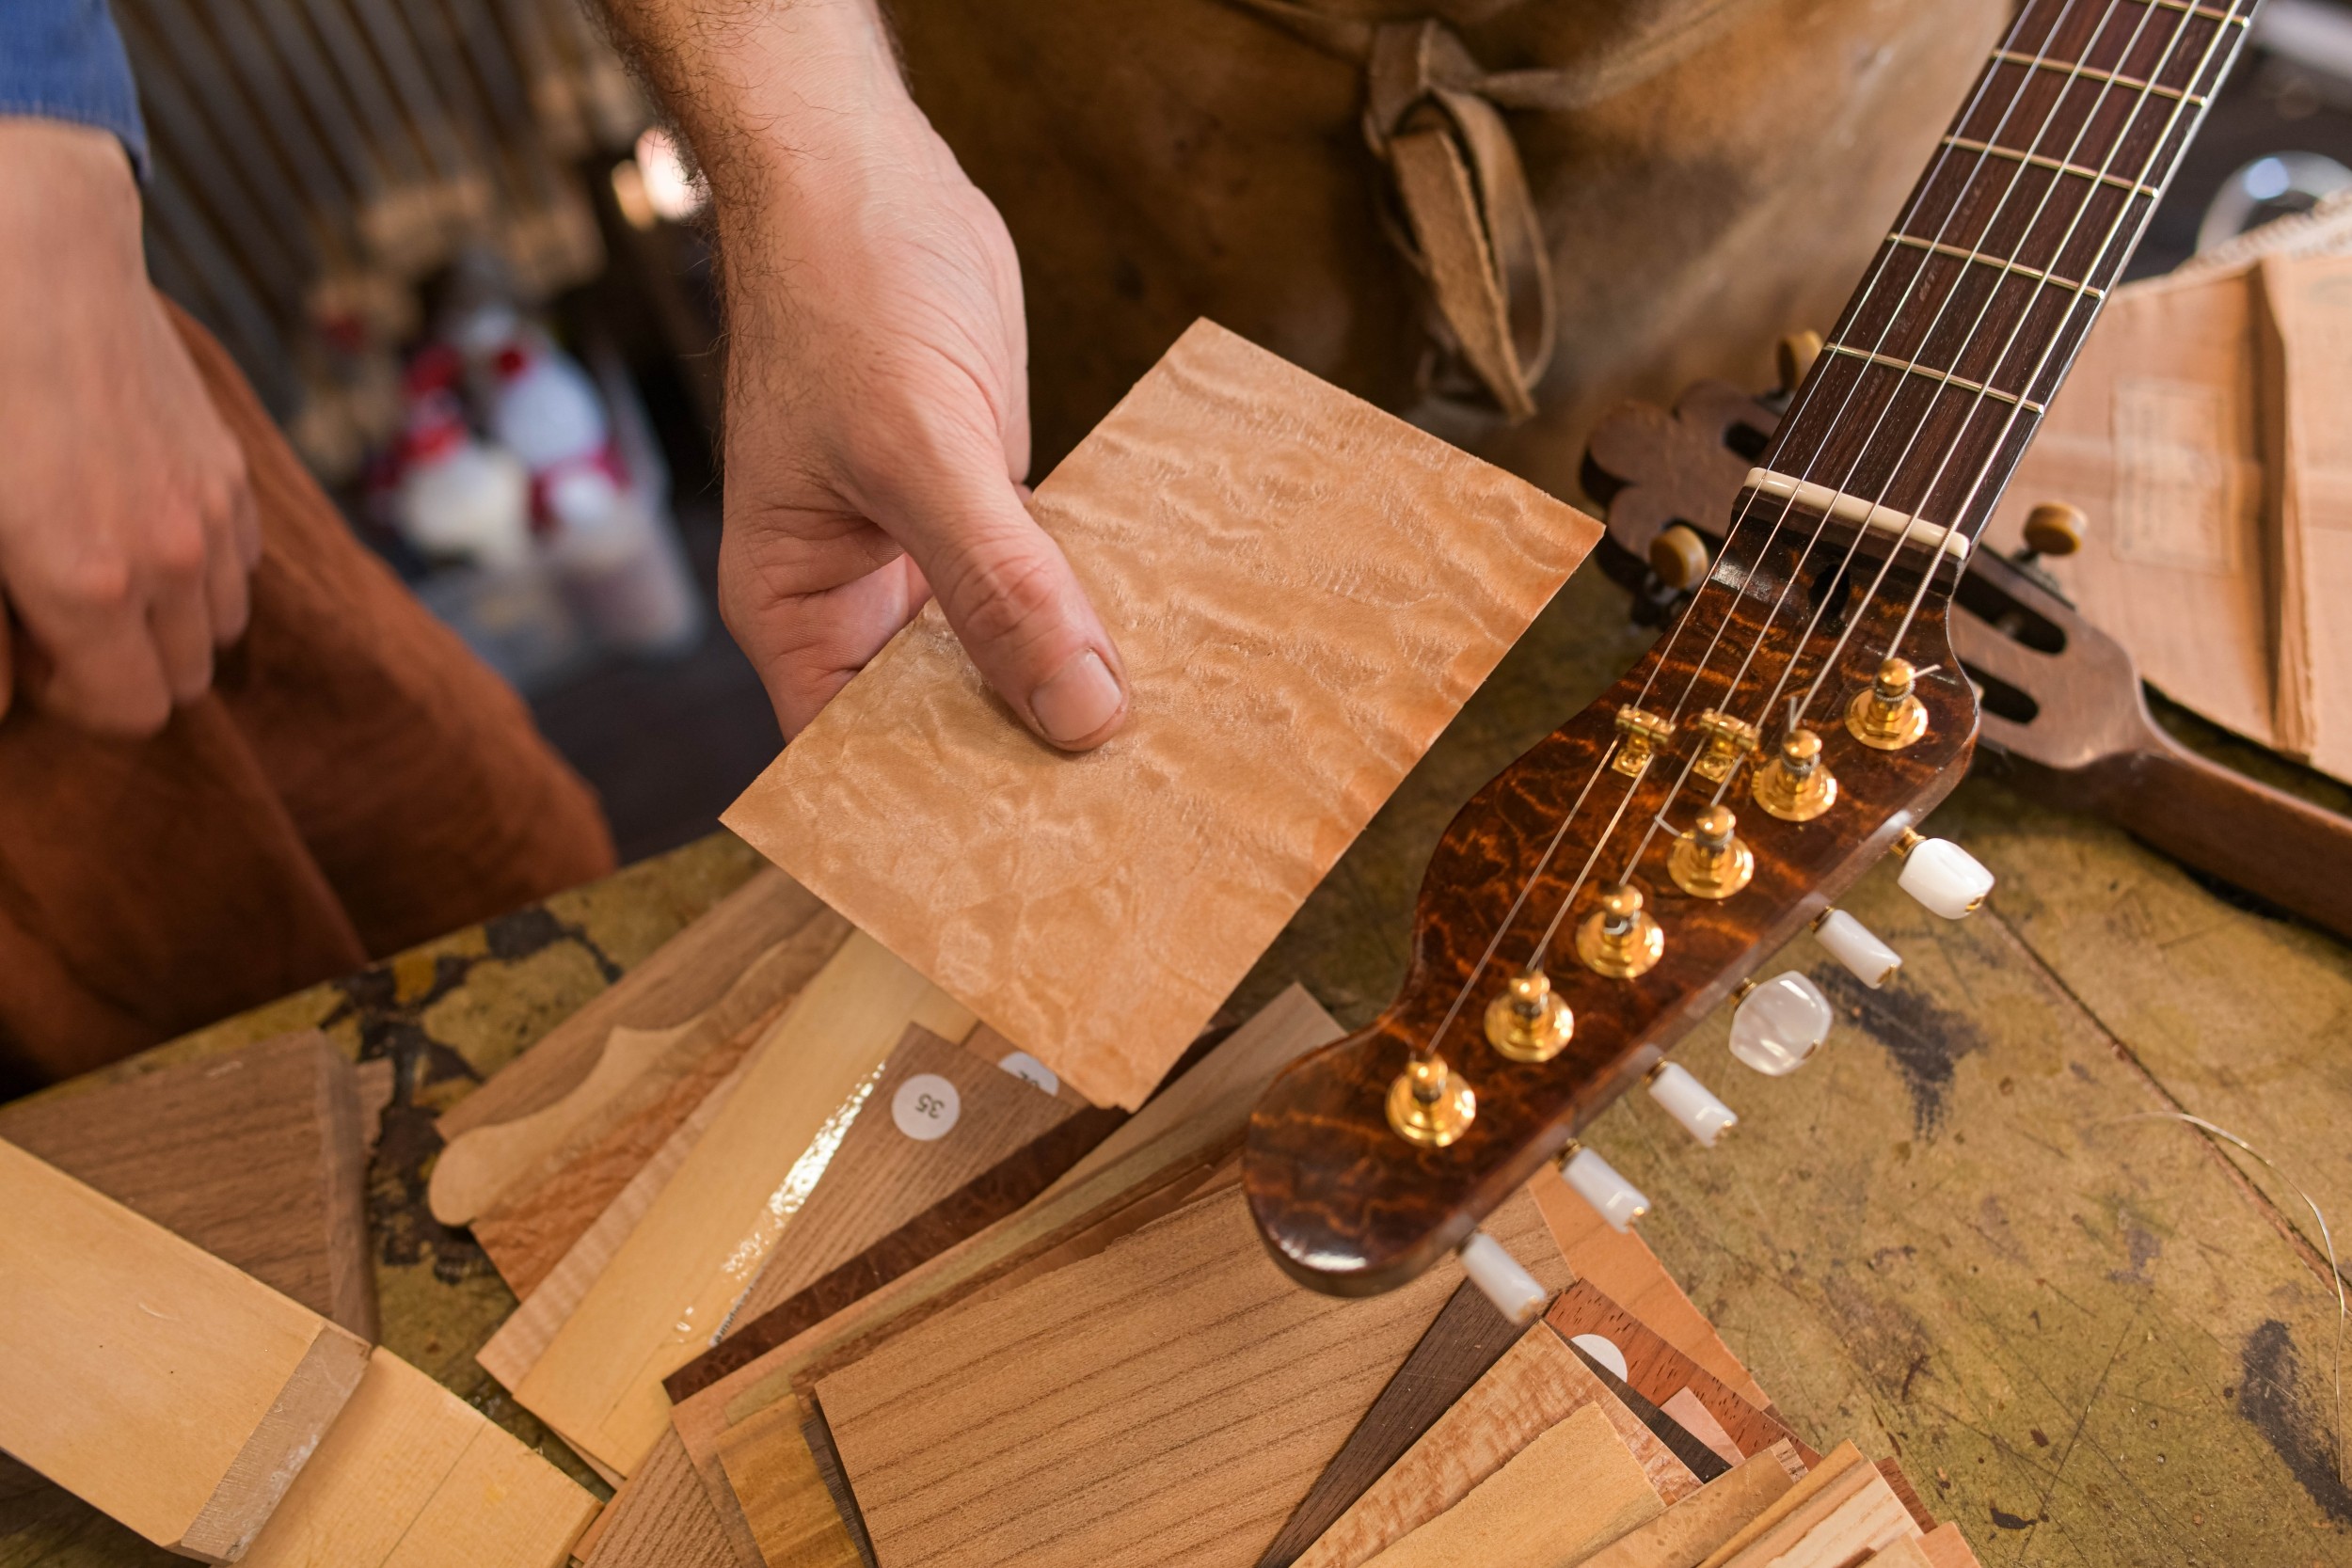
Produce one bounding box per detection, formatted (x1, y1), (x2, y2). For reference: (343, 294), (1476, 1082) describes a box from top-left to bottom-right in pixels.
(1813, 965), (1988, 1137)
(2240, 1318), (2352, 1524)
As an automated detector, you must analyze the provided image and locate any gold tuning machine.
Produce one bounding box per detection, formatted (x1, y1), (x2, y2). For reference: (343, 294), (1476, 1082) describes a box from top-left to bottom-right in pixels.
(1484, 970), (1575, 1062)
(1668, 805), (1755, 899)
(1611, 705), (1676, 778)
(1752, 727), (1838, 821)
(1387, 1054), (1475, 1148)
(1576, 884), (1665, 979)
(1691, 708), (1761, 783)
(1845, 657), (1929, 751)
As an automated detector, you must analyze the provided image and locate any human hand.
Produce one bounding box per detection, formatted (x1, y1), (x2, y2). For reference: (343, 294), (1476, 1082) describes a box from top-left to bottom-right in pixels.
(656, 2), (1129, 747)
(0, 119), (259, 735)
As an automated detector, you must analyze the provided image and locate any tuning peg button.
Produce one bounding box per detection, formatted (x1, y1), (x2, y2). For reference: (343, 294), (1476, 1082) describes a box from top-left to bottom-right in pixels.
(1645, 1062), (1737, 1146)
(1561, 1144), (1650, 1232)
(1728, 971), (1833, 1076)
(1813, 908), (1900, 988)
(1893, 829), (1994, 918)
(1458, 1230), (1549, 1324)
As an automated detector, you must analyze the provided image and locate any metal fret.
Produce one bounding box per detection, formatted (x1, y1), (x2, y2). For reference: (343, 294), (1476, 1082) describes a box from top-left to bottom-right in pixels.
(1990, 50), (2210, 106)
(1941, 135), (2165, 199)
(1822, 341), (2047, 415)
(2145, 0), (2250, 25)
(1886, 233), (2106, 299)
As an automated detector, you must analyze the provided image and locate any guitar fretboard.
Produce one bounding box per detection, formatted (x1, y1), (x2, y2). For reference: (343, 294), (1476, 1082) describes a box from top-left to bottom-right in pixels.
(1754, 0), (2256, 555)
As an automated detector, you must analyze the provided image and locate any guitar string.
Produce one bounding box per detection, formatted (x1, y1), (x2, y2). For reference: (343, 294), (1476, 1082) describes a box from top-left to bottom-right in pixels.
(1770, 0), (2247, 740)
(1860, 1), (2250, 682)
(1592, 0), (2169, 890)
(1544, 0), (2134, 940)
(1677, 0), (2216, 815)
(1406, 0), (2090, 1066)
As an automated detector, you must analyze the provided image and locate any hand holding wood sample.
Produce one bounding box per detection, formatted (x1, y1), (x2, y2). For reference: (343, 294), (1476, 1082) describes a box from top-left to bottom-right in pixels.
(725, 319), (1600, 1110)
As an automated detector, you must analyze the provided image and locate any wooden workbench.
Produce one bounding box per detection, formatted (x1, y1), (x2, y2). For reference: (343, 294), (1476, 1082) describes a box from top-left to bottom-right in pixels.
(6, 566), (2348, 1567)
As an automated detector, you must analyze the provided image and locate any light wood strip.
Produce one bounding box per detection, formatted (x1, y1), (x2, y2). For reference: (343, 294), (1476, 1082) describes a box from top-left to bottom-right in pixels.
(1358, 1402), (1661, 1568)
(1575, 1449), (1805, 1568)
(514, 932), (973, 1478)
(0, 1138), (372, 1560)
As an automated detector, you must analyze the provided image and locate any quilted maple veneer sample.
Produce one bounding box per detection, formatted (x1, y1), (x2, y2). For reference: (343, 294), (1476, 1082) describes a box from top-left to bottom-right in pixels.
(725, 319), (1600, 1108)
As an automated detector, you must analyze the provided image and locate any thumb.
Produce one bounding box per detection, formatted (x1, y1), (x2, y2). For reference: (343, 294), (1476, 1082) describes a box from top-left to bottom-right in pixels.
(883, 470), (1129, 751)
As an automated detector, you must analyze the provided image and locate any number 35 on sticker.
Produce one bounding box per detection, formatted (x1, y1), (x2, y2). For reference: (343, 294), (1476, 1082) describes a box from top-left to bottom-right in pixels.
(892, 1073), (961, 1141)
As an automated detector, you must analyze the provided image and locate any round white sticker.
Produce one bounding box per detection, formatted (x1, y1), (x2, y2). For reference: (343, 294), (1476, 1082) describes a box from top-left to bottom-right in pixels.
(995, 1051), (1060, 1096)
(892, 1073), (961, 1141)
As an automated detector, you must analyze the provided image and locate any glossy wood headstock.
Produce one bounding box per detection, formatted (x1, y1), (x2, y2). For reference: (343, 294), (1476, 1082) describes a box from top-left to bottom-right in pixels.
(1242, 532), (1979, 1295)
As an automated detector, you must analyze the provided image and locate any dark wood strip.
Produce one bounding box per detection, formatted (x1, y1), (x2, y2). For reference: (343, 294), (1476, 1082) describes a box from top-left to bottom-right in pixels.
(1252, 1282), (1524, 1568)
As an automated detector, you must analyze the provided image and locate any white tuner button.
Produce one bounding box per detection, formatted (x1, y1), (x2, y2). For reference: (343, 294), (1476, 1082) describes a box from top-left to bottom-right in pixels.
(1814, 908), (1900, 988)
(1728, 972), (1834, 1076)
(1896, 834), (1994, 919)
(1457, 1230), (1549, 1324)
(1561, 1145), (1650, 1233)
(1645, 1062), (1737, 1146)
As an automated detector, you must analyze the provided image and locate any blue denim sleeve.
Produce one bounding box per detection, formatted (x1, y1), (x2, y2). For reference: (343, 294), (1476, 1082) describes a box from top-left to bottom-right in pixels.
(0, 0), (148, 177)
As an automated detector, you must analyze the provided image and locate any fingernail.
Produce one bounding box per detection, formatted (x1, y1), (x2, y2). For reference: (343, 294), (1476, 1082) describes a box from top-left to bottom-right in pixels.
(1029, 649), (1123, 746)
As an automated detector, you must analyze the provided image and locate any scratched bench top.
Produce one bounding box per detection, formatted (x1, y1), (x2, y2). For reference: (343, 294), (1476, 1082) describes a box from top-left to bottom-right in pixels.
(8, 567), (2348, 1567)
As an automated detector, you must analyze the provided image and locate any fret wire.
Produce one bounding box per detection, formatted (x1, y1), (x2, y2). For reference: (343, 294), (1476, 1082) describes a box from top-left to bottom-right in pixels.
(1991, 48), (2211, 103)
(1885, 232), (2106, 297)
(2146, 0), (2248, 24)
(1940, 135), (2165, 198)
(1820, 341), (2048, 413)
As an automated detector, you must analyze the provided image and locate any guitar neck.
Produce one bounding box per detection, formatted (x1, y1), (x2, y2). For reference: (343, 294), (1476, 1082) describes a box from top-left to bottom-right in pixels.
(1756, 0), (2257, 556)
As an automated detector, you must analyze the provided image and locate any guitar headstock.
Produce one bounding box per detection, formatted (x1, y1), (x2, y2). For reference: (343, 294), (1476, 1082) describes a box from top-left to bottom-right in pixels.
(1242, 521), (1984, 1298)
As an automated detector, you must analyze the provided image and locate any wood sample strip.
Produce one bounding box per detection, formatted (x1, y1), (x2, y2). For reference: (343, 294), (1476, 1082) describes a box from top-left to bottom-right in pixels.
(1256, 1283), (1523, 1568)
(1692, 1443), (1874, 1568)
(574, 1430), (738, 1568)
(1531, 1165), (1770, 1410)
(725, 320), (1599, 1110)
(472, 1001), (773, 1299)
(515, 932), (974, 1479)
(1296, 1319), (1695, 1568)
(1357, 1402), (1662, 1568)
(1874, 1524), (1983, 1568)
(1574, 1448), (1804, 1568)
(1711, 1460), (1914, 1568)
(437, 867), (831, 1139)
(434, 899), (852, 1225)
(1568, 1343), (1736, 1485)
(0, 1138), (371, 1561)
(240, 1346), (596, 1567)
(478, 1051), (756, 1395)
(1545, 1283), (1812, 1465)
(815, 1178), (1569, 1568)
(0, 1029), (383, 1338)
(665, 1087), (1119, 1402)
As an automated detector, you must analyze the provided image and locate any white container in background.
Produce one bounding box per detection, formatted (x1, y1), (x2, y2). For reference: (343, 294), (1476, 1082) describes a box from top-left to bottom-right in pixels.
(393, 400), (532, 570)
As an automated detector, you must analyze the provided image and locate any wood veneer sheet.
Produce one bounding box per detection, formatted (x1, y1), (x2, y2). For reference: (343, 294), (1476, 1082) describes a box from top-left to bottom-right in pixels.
(1355, 1403), (1662, 1568)
(816, 1179), (1569, 1568)
(724, 319), (1600, 1109)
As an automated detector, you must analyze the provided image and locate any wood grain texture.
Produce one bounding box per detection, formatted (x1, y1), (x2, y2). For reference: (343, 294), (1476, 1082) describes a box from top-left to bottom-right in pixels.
(0, 1030), (382, 1338)
(1575, 1449), (1804, 1568)
(1254, 1283), (1523, 1568)
(1545, 1284), (1811, 1466)
(477, 1051), (756, 1396)
(1711, 1459), (1913, 1568)
(1295, 1319), (1695, 1568)
(515, 933), (974, 1479)
(817, 1180), (1568, 1568)
(1692, 1443), (1869, 1568)
(437, 868), (831, 1140)
(721, 1027), (1075, 1333)
(1529, 1166), (1771, 1411)
(724, 319), (1600, 1111)
(434, 901), (853, 1226)
(0, 1138), (372, 1561)
(239, 1347), (596, 1568)
(1356, 1402), (1661, 1568)
(2257, 250), (2352, 780)
(575, 1430), (738, 1568)
(472, 1002), (777, 1299)
(1871, 1523), (1982, 1568)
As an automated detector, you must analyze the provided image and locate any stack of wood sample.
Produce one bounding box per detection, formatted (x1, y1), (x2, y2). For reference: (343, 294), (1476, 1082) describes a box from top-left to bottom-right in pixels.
(1985, 233), (2352, 784)
(0, 1032), (597, 1564)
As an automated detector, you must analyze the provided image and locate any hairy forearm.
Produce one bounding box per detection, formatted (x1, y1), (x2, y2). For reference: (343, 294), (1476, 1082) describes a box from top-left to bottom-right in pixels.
(596, 0), (912, 226)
